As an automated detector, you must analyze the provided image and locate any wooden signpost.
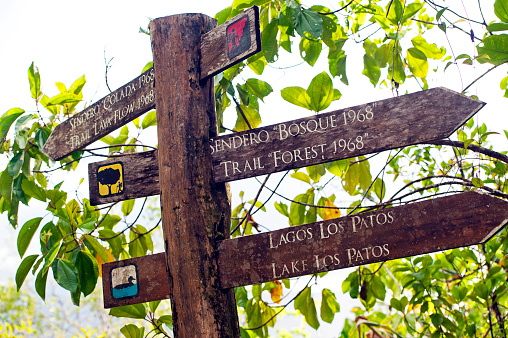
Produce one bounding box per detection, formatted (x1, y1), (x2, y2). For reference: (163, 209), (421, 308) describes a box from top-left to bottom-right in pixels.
(42, 4), (503, 337)
(218, 192), (508, 288)
(210, 88), (485, 182)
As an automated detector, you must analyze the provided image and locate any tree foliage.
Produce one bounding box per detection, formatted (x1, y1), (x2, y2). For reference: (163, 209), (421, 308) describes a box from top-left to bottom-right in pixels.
(3, 0), (508, 337)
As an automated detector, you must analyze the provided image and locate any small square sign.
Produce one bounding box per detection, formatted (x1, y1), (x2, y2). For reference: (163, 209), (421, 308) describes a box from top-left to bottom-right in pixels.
(227, 15), (251, 59)
(111, 264), (138, 299)
(97, 162), (124, 197)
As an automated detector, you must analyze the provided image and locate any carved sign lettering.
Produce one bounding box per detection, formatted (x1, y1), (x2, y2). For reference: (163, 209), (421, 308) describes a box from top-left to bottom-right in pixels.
(218, 192), (508, 288)
(210, 88), (485, 182)
(43, 68), (156, 160)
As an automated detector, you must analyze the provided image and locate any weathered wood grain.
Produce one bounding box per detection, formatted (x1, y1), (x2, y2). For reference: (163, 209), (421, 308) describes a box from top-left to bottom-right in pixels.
(88, 150), (159, 206)
(218, 192), (508, 289)
(151, 14), (240, 336)
(43, 68), (155, 160)
(102, 253), (169, 308)
(210, 87), (485, 182)
(200, 6), (260, 80)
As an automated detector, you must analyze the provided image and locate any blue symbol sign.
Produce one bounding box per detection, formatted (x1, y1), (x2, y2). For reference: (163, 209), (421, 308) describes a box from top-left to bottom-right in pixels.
(111, 264), (138, 299)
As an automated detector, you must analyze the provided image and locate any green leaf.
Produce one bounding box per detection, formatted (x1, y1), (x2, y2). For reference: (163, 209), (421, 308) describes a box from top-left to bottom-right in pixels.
(69, 75), (86, 95)
(0, 169), (13, 202)
(234, 105), (262, 131)
(54, 259), (79, 293)
(142, 110), (157, 129)
(488, 22), (508, 32)
(245, 79), (273, 101)
(412, 36), (445, 59)
(290, 193), (307, 226)
(28, 62), (42, 100)
(149, 300), (161, 313)
(120, 324), (145, 338)
(35, 127), (51, 149)
(431, 313), (444, 328)
(15, 254), (39, 291)
(291, 172), (311, 184)
(42, 240), (62, 274)
(262, 20), (279, 63)
(477, 34), (508, 65)
(110, 304), (147, 319)
(401, 2), (424, 23)
(320, 288), (340, 323)
(281, 86), (311, 110)
(407, 47), (429, 78)
(21, 180), (46, 202)
(274, 202), (289, 217)
(387, 0), (403, 25)
(472, 177), (484, 187)
(35, 268), (48, 301)
(75, 250), (99, 297)
(17, 217), (43, 258)
(122, 199), (135, 216)
(294, 8), (323, 39)
(306, 164), (325, 182)
(84, 234), (109, 263)
(0, 108), (24, 141)
(47, 92), (82, 105)
(158, 315), (173, 324)
(307, 71), (333, 112)
(373, 178), (386, 201)
(294, 287), (320, 329)
(362, 54), (380, 86)
(8, 152), (23, 178)
(495, 0), (508, 23)
(299, 38), (322, 66)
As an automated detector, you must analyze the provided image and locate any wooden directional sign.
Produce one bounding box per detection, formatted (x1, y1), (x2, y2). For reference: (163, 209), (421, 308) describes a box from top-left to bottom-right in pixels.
(218, 192), (508, 288)
(210, 88), (485, 182)
(88, 150), (159, 205)
(42, 68), (156, 160)
(200, 6), (260, 80)
(44, 7), (260, 161)
(102, 253), (169, 308)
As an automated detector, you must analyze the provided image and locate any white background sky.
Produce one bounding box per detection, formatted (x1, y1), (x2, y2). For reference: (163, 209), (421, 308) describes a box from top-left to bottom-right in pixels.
(1, 0), (507, 336)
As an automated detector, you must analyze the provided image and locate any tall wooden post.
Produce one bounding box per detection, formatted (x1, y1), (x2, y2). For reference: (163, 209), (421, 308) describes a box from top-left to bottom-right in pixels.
(150, 15), (240, 337)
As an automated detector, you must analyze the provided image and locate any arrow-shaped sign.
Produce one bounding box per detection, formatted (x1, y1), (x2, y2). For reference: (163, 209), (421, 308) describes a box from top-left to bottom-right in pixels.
(42, 68), (156, 161)
(210, 88), (485, 182)
(218, 192), (508, 288)
(43, 7), (261, 161)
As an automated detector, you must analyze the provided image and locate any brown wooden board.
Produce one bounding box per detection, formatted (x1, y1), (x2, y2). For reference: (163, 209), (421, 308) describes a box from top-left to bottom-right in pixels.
(42, 68), (156, 160)
(210, 87), (485, 182)
(102, 252), (169, 308)
(217, 192), (508, 289)
(200, 6), (260, 80)
(88, 150), (159, 205)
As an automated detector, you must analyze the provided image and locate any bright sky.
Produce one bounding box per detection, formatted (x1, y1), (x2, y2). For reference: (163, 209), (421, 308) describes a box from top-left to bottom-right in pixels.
(1, 0), (507, 336)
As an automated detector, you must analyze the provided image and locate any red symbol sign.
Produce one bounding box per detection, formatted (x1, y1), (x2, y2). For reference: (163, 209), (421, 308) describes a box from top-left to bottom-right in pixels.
(227, 15), (251, 59)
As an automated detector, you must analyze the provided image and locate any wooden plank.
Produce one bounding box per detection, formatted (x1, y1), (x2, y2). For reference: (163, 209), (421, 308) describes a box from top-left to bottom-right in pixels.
(210, 87), (485, 182)
(102, 253), (169, 308)
(42, 68), (155, 160)
(218, 192), (508, 289)
(200, 6), (260, 80)
(151, 14), (240, 336)
(88, 150), (159, 206)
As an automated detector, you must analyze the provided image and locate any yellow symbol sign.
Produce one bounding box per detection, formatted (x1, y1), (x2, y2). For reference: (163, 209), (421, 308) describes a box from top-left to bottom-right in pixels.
(97, 162), (124, 197)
